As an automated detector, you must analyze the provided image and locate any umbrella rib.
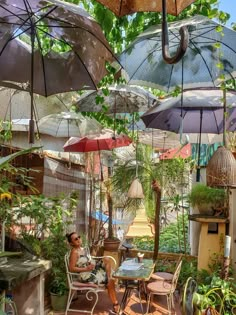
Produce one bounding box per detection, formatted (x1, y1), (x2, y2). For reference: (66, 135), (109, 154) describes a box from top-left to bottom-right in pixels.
(188, 38), (216, 86)
(37, 17), (117, 58)
(213, 111), (221, 134)
(38, 28), (98, 90)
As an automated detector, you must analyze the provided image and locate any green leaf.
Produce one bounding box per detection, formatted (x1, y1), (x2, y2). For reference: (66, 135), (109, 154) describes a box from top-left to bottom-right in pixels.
(0, 147), (41, 170)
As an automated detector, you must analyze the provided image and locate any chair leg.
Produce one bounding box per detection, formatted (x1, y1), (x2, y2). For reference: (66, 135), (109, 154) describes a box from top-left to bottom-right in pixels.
(167, 294), (176, 315)
(137, 290), (144, 315)
(145, 293), (152, 314)
(87, 290), (99, 315)
(65, 289), (75, 315)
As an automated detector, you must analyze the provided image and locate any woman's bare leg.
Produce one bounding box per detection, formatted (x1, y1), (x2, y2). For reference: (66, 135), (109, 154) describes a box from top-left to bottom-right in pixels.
(103, 257), (119, 310)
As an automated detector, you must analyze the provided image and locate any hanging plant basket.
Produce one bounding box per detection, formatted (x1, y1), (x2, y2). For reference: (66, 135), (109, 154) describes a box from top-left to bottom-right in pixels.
(206, 146), (236, 187)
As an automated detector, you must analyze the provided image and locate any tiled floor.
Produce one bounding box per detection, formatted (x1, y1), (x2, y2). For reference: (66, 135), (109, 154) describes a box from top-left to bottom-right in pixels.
(48, 287), (182, 315)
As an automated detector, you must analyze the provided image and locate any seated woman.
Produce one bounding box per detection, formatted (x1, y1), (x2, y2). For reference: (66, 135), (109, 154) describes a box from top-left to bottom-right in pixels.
(66, 232), (119, 314)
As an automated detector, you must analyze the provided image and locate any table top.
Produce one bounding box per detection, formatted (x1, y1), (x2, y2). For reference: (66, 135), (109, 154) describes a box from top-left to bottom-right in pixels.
(113, 258), (155, 281)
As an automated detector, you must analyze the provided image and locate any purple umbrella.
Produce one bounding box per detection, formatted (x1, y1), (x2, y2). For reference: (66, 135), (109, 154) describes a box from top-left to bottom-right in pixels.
(141, 88), (236, 181)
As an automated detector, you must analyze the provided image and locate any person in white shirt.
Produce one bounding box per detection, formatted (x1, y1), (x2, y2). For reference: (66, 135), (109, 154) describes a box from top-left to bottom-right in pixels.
(117, 227), (124, 241)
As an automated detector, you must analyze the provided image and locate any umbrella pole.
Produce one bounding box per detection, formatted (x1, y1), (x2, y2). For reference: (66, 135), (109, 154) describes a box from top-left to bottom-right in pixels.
(223, 88), (226, 146)
(196, 109), (203, 182)
(29, 25), (35, 144)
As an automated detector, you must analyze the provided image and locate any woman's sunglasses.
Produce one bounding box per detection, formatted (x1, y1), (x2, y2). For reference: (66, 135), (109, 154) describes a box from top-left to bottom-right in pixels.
(74, 236), (81, 241)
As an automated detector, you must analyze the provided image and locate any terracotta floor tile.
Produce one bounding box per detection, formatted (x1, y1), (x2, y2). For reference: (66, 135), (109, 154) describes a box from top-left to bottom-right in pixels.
(49, 288), (182, 315)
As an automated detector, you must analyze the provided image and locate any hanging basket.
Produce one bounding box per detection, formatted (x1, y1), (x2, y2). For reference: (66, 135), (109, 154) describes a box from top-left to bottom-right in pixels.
(127, 177), (144, 199)
(206, 146), (236, 187)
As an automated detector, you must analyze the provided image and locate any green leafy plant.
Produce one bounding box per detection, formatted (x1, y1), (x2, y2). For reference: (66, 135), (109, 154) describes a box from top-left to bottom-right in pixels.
(132, 214), (190, 254)
(189, 184), (226, 210)
(15, 193), (77, 296)
(197, 276), (236, 314)
(48, 277), (68, 296)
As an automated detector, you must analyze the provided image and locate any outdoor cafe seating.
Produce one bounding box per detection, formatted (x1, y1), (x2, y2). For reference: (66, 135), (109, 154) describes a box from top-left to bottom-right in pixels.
(146, 259), (182, 315)
(113, 257), (155, 314)
(64, 252), (116, 315)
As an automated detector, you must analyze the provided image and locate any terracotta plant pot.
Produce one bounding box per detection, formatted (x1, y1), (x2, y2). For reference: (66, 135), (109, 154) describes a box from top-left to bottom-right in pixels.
(103, 238), (120, 251)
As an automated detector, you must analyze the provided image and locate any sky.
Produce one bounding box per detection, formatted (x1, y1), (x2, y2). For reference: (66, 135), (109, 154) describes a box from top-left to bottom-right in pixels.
(218, 0), (236, 26)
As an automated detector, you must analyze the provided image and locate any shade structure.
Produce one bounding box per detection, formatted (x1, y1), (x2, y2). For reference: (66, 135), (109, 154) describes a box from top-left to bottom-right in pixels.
(94, 0), (195, 17)
(0, 87), (76, 121)
(38, 112), (102, 138)
(141, 88), (236, 181)
(0, 0), (115, 95)
(94, 0), (196, 64)
(91, 210), (127, 225)
(138, 129), (223, 150)
(0, 0), (115, 142)
(64, 130), (132, 153)
(141, 88), (236, 134)
(160, 143), (191, 160)
(76, 84), (159, 113)
(118, 15), (236, 91)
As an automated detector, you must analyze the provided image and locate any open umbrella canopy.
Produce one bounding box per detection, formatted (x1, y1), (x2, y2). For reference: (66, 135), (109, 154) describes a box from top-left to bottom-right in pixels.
(118, 15), (236, 91)
(64, 129), (132, 152)
(160, 143), (191, 160)
(38, 112), (102, 138)
(0, 87), (76, 121)
(141, 88), (236, 134)
(76, 84), (159, 113)
(94, 0), (196, 64)
(138, 129), (223, 149)
(91, 210), (126, 225)
(94, 0), (195, 17)
(0, 0), (115, 95)
(141, 88), (236, 181)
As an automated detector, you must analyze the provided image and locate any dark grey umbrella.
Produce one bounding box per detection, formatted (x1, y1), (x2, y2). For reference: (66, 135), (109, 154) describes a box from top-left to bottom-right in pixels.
(118, 15), (236, 91)
(141, 88), (236, 180)
(0, 0), (115, 142)
(94, 0), (196, 64)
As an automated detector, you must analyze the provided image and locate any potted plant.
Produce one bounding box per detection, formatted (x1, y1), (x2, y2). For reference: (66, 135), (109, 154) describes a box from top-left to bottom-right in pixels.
(189, 184), (226, 216)
(38, 194), (77, 311)
(49, 276), (69, 311)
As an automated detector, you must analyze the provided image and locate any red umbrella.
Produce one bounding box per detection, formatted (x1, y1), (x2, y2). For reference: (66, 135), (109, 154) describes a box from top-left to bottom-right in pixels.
(160, 143), (191, 160)
(63, 130), (132, 152)
(63, 129), (132, 241)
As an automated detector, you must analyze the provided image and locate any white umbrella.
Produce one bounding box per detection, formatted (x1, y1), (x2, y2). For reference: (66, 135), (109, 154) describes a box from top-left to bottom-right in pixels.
(76, 84), (159, 113)
(0, 87), (77, 121)
(138, 129), (223, 149)
(38, 112), (102, 138)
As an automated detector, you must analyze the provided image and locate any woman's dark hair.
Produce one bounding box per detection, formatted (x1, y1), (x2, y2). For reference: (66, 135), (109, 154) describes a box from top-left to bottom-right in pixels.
(66, 232), (76, 243)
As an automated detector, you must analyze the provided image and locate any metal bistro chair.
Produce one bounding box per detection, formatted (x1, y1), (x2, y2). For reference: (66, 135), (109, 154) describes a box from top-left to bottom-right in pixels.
(151, 255), (183, 283)
(146, 260), (182, 315)
(64, 252), (116, 315)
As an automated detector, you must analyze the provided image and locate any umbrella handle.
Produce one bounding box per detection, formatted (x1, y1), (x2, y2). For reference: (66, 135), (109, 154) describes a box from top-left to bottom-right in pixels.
(162, 0), (189, 64)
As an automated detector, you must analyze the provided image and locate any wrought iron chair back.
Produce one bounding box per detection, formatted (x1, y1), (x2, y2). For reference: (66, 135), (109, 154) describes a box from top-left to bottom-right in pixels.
(64, 252), (117, 315)
(146, 259), (182, 314)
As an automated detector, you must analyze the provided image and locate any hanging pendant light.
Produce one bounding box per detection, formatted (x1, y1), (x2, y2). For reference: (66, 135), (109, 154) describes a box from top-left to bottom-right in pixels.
(127, 141), (144, 199)
(127, 177), (144, 199)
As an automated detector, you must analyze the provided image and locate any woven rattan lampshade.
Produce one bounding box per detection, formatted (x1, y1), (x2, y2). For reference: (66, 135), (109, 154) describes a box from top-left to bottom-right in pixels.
(206, 146), (236, 187)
